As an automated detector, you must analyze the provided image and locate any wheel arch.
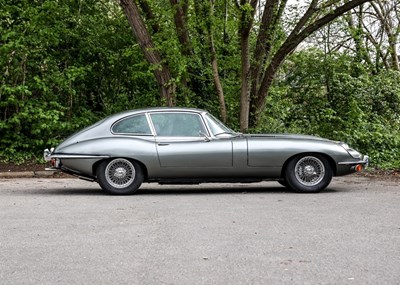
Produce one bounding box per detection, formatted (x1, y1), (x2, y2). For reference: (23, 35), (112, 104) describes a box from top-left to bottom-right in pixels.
(92, 157), (149, 181)
(280, 152), (337, 178)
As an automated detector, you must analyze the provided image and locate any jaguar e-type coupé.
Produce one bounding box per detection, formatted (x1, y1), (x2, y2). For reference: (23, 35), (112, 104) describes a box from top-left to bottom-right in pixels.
(44, 108), (369, 194)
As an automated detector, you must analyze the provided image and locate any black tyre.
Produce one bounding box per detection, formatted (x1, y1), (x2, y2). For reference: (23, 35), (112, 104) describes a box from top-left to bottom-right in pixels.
(285, 155), (332, 193)
(96, 158), (144, 195)
(277, 179), (288, 188)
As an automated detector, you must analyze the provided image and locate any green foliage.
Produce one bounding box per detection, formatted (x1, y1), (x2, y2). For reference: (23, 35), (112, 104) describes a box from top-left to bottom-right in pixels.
(256, 50), (400, 168)
(0, 0), (158, 161)
(1, 1), (399, 170)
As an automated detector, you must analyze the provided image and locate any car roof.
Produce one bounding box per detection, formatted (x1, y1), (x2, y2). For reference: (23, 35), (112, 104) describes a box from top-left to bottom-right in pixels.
(106, 107), (207, 122)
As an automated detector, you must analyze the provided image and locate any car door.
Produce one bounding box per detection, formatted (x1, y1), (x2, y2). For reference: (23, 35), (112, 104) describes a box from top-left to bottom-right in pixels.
(149, 112), (233, 168)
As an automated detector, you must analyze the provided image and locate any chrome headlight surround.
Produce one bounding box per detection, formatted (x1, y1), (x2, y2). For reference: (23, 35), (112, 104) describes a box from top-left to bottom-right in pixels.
(340, 142), (362, 159)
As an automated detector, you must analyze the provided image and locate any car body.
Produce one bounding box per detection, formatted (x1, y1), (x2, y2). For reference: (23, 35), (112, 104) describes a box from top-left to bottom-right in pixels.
(44, 107), (369, 194)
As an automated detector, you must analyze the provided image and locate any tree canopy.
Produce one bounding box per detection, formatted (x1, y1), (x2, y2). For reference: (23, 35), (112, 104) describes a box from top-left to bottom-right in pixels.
(0, 0), (399, 168)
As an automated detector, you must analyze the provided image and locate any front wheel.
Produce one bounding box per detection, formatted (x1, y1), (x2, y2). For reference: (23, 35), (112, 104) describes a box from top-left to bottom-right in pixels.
(285, 155), (332, 193)
(277, 179), (288, 188)
(96, 158), (144, 195)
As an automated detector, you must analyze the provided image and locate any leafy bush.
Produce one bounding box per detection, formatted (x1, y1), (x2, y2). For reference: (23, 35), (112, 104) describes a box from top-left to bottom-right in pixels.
(256, 50), (400, 169)
(0, 0), (157, 162)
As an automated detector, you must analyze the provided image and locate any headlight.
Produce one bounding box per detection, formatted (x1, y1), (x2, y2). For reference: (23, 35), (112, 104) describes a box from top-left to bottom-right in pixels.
(340, 142), (361, 159)
(347, 149), (362, 159)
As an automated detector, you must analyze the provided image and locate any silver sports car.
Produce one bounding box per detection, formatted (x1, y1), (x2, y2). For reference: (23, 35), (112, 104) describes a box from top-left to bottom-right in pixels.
(44, 107), (369, 194)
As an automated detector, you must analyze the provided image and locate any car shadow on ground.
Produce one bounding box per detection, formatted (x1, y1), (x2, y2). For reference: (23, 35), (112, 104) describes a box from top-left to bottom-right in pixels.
(29, 184), (342, 196)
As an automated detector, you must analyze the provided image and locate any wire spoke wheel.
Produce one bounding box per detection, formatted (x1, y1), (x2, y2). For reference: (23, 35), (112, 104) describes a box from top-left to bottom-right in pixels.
(294, 156), (325, 186)
(97, 158), (144, 195)
(285, 154), (332, 193)
(105, 159), (135, 189)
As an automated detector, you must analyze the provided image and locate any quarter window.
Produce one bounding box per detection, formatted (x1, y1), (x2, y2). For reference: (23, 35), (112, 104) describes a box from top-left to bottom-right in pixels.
(112, 114), (152, 135)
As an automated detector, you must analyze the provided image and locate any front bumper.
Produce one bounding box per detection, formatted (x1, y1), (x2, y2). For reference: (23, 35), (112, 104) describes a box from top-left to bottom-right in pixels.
(363, 155), (369, 167)
(336, 155), (369, 175)
(338, 155), (369, 167)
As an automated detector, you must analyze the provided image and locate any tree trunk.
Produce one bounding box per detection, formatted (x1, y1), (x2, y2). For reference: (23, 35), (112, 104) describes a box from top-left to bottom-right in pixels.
(238, 0), (258, 132)
(120, 0), (175, 106)
(209, 0), (227, 123)
(249, 0), (286, 128)
(239, 33), (251, 132)
(137, 0), (160, 33)
(170, 0), (192, 56)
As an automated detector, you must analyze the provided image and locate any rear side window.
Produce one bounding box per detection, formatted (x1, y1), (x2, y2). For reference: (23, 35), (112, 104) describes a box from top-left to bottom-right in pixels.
(112, 114), (152, 135)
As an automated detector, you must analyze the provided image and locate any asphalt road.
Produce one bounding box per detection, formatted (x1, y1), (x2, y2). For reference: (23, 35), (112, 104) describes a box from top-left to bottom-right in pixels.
(1, 176), (399, 285)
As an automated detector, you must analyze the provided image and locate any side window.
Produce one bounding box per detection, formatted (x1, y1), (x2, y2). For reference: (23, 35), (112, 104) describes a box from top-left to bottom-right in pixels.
(112, 114), (152, 135)
(150, 113), (207, 137)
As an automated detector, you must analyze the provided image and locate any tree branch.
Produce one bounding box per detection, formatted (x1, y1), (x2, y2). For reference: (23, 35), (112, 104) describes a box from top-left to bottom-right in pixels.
(252, 0), (372, 124)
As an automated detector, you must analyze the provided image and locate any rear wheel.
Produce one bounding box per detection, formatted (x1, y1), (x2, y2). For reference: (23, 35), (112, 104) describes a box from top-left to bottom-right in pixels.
(285, 155), (332, 193)
(96, 158), (144, 195)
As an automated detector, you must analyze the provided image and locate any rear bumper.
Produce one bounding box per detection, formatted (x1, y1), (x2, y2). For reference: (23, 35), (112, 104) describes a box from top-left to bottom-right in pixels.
(43, 148), (109, 172)
(43, 148), (54, 162)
